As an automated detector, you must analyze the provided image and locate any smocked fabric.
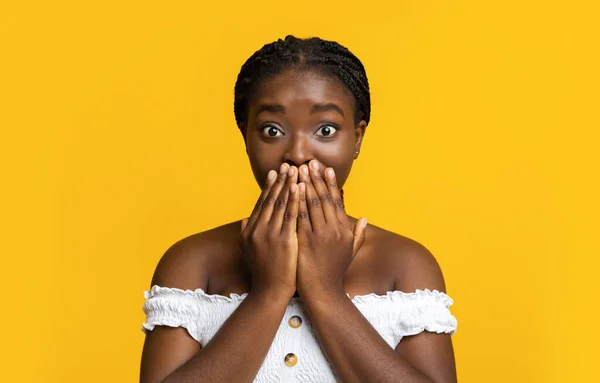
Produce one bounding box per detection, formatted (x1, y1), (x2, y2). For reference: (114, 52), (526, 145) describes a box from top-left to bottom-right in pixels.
(142, 286), (457, 382)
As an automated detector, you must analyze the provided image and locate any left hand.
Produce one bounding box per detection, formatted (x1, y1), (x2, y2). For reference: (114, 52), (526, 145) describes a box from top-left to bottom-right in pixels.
(296, 160), (368, 298)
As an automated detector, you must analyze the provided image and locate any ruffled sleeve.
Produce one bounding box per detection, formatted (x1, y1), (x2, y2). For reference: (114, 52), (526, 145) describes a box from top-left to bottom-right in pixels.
(351, 289), (457, 348)
(393, 289), (457, 336)
(141, 285), (247, 345)
(142, 286), (203, 342)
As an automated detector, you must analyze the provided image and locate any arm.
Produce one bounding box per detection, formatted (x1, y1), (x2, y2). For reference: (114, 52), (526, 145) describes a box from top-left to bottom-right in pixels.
(296, 161), (456, 383)
(302, 244), (456, 383)
(141, 288), (290, 383)
(141, 165), (301, 383)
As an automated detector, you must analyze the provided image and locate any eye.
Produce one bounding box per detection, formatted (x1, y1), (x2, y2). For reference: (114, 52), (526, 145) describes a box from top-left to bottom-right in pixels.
(262, 126), (283, 137)
(316, 125), (338, 137)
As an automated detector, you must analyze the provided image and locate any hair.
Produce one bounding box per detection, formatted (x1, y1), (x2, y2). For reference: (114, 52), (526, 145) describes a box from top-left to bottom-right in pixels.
(234, 35), (371, 132)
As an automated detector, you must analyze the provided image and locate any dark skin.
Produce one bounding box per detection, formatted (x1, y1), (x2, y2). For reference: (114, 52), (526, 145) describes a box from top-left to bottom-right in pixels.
(140, 69), (457, 382)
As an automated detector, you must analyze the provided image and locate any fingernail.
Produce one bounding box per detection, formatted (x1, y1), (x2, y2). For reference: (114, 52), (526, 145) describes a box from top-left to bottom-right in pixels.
(311, 161), (319, 171)
(362, 218), (368, 228)
(326, 168), (334, 178)
(299, 183), (305, 193)
(290, 183), (297, 193)
(301, 166), (309, 176)
(280, 163), (288, 174)
(288, 167), (296, 177)
(268, 170), (276, 180)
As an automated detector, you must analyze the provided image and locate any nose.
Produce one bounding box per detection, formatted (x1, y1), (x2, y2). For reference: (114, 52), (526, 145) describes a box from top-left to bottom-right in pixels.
(282, 135), (314, 168)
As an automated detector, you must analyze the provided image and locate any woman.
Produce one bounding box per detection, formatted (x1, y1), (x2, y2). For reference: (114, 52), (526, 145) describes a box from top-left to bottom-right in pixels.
(140, 35), (458, 382)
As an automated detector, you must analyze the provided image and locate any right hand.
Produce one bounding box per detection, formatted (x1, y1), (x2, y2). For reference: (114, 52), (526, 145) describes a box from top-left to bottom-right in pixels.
(239, 163), (299, 299)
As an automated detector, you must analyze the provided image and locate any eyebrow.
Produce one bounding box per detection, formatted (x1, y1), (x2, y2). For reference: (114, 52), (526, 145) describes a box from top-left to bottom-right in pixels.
(255, 104), (286, 117)
(254, 103), (345, 117)
(311, 103), (344, 117)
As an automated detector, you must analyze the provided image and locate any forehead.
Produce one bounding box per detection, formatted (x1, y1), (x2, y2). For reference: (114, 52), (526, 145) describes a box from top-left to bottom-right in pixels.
(251, 69), (356, 111)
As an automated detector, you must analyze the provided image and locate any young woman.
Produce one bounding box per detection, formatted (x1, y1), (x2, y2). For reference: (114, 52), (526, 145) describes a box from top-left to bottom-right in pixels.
(140, 35), (458, 383)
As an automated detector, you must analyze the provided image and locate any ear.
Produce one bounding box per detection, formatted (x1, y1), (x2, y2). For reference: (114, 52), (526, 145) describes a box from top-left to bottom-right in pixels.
(354, 120), (367, 156)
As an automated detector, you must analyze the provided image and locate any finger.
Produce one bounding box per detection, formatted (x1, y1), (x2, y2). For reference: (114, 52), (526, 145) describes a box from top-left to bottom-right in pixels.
(270, 166), (297, 231)
(246, 169), (277, 230)
(308, 161), (337, 223)
(304, 168), (325, 228)
(323, 167), (348, 224)
(298, 164), (311, 186)
(241, 218), (248, 233)
(256, 163), (290, 225)
(297, 182), (312, 233)
(352, 218), (368, 259)
(281, 181), (299, 236)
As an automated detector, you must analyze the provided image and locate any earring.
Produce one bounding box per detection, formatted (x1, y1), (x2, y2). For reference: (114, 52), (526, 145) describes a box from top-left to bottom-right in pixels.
(354, 151), (359, 159)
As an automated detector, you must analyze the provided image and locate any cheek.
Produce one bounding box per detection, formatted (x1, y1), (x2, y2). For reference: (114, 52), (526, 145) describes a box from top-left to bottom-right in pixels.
(320, 155), (354, 188)
(332, 163), (353, 189)
(316, 145), (355, 188)
(248, 157), (267, 186)
(248, 152), (279, 187)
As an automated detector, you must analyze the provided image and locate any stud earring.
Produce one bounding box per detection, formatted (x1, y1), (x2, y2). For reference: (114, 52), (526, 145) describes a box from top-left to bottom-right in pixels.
(354, 151), (359, 159)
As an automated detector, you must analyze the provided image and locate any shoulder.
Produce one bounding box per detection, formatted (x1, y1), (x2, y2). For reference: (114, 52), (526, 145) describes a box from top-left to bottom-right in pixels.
(365, 223), (447, 293)
(150, 220), (242, 291)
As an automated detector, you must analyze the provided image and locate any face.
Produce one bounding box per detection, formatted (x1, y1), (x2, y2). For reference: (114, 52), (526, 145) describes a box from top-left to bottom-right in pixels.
(243, 69), (366, 189)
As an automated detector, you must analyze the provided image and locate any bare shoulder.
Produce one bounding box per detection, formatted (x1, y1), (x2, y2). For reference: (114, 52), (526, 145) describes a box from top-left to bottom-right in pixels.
(365, 222), (447, 293)
(150, 220), (243, 291)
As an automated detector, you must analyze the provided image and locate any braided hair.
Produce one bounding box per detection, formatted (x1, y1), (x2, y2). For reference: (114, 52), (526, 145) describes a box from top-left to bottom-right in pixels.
(234, 35), (371, 132)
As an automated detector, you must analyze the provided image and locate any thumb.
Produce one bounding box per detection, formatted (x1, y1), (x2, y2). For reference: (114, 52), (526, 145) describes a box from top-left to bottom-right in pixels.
(241, 218), (249, 233)
(352, 217), (368, 259)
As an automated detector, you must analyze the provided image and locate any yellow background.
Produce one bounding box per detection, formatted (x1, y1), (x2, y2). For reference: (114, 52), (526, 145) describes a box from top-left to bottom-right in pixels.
(1, 0), (598, 381)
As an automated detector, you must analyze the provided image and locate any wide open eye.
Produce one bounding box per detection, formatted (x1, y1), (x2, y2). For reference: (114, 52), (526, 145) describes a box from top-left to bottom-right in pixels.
(262, 126), (283, 137)
(316, 125), (338, 137)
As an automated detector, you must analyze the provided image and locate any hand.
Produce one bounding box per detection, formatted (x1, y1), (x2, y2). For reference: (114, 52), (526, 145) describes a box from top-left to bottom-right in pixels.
(296, 161), (368, 298)
(239, 164), (300, 300)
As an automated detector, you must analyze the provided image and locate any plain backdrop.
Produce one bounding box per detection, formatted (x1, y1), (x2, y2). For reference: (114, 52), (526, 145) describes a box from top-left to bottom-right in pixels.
(1, 0), (598, 382)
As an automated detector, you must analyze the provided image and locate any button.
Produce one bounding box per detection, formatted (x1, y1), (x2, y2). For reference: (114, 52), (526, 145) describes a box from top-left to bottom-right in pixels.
(288, 315), (302, 328)
(284, 353), (298, 367)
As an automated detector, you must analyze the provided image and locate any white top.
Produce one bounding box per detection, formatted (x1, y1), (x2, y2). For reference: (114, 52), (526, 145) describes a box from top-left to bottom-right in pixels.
(142, 286), (458, 382)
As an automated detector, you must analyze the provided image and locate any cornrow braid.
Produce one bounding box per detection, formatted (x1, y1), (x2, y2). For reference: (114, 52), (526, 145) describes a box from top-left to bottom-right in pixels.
(234, 35), (371, 132)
